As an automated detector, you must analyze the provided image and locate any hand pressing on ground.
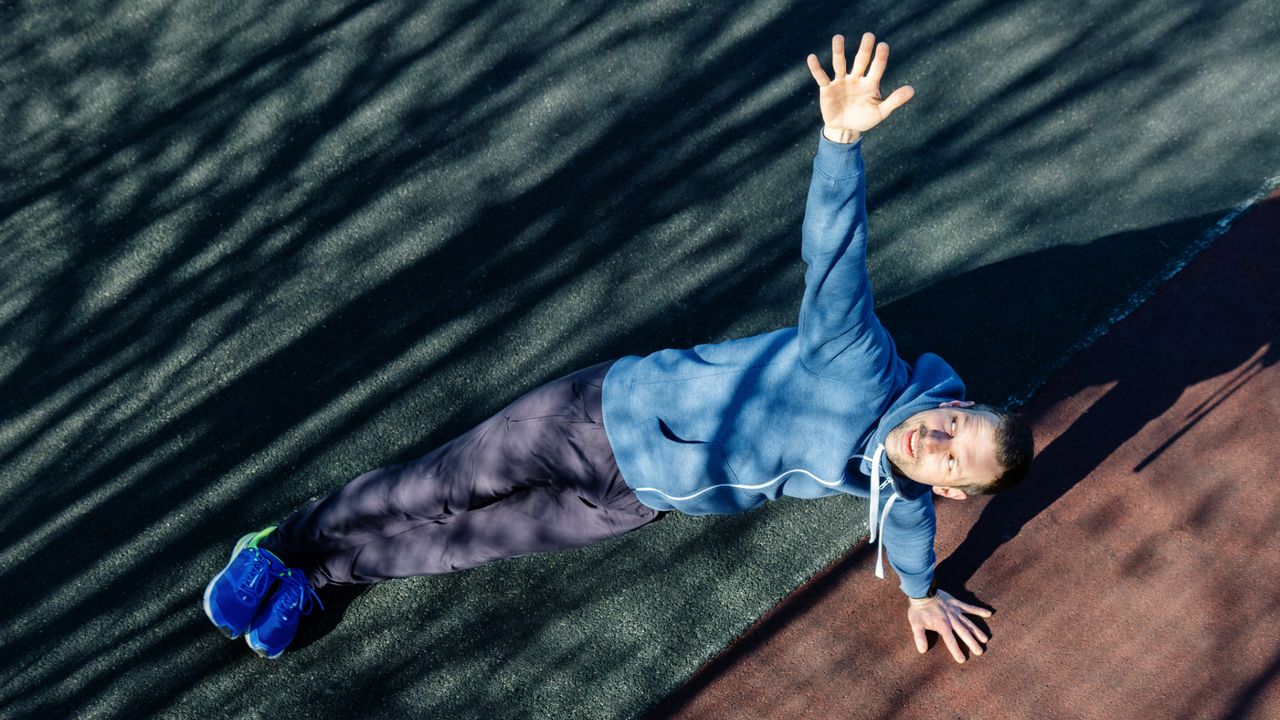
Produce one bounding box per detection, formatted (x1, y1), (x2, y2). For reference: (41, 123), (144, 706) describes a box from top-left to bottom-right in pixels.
(907, 589), (992, 663)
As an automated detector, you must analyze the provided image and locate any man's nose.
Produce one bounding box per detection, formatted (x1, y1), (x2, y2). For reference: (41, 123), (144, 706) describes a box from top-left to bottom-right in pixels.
(920, 429), (951, 453)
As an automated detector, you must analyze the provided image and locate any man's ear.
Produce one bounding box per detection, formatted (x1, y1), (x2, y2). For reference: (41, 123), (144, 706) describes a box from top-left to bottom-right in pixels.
(932, 486), (969, 500)
(937, 400), (976, 408)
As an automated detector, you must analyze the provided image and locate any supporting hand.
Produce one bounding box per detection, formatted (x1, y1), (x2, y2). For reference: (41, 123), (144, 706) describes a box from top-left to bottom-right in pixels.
(907, 589), (992, 663)
(807, 33), (914, 139)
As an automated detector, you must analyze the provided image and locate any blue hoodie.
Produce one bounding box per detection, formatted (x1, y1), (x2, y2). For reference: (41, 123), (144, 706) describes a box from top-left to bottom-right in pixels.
(601, 131), (965, 598)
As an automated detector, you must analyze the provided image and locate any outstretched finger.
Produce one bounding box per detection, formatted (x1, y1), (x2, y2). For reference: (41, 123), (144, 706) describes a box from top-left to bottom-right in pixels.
(807, 54), (831, 87)
(850, 32), (875, 77)
(866, 42), (890, 83)
(879, 85), (915, 117)
(912, 623), (928, 654)
(940, 626), (966, 663)
(950, 615), (984, 657)
(954, 599), (994, 618)
(959, 614), (990, 644)
(832, 34), (847, 78)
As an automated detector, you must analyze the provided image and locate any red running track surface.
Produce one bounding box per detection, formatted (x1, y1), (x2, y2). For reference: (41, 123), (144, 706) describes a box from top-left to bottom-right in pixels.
(652, 190), (1280, 720)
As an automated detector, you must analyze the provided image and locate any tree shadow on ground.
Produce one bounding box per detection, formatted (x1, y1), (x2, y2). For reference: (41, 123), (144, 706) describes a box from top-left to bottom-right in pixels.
(932, 199), (1280, 595)
(3, 0), (1278, 718)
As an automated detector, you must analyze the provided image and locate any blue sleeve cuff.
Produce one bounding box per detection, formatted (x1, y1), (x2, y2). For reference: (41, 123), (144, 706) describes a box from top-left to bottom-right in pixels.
(813, 130), (864, 180)
(898, 568), (936, 599)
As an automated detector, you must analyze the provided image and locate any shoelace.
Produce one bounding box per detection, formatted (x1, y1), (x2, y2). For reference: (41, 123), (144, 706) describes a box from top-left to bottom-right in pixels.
(272, 571), (325, 622)
(235, 549), (272, 603)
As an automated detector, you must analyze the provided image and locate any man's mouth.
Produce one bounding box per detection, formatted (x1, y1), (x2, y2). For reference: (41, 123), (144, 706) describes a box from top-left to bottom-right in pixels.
(904, 429), (916, 459)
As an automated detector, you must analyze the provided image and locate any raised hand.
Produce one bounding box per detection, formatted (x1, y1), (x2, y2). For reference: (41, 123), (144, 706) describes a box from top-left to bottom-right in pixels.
(807, 33), (914, 137)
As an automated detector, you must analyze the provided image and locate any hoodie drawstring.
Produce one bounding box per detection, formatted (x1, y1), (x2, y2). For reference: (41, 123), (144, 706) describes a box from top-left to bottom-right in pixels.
(865, 443), (898, 580)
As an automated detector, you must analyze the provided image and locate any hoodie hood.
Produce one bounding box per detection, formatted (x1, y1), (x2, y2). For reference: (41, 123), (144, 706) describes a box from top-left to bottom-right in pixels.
(858, 352), (966, 500)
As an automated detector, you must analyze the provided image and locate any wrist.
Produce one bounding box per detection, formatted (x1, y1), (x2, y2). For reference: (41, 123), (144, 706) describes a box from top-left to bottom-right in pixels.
(907, 579), (940, 606)
(822, 126), (862, 144)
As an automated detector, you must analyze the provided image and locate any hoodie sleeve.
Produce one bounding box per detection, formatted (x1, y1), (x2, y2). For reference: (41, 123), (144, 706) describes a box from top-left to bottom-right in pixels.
(882, 491), (937, 598)
(797, 131), (901, 385)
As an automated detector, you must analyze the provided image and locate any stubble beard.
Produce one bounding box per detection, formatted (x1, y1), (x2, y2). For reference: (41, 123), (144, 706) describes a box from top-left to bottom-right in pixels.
(886, 421), (923, 477)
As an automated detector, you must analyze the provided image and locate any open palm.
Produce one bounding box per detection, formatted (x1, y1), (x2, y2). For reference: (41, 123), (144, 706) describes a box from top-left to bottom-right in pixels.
(807, 33), (914, 133)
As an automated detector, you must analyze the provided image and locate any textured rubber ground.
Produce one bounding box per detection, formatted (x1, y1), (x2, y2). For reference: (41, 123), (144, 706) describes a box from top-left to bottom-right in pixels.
(652, 192), (1280, 719)
(5, 3), (1280, 718)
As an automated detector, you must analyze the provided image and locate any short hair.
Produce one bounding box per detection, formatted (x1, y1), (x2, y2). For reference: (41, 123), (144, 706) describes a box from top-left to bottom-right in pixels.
(961, 404), (1034, 496)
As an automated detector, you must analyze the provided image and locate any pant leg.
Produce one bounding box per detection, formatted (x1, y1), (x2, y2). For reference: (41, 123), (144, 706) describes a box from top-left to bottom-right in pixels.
(307, 480), (659, 585)
(261, 360), (662, 586)
(260, 416), (514, 564)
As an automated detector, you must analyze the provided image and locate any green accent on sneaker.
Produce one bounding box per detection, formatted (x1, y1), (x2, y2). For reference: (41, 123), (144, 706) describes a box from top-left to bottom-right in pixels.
(232, 526), (280, 562)
(253, 526), (286, 566)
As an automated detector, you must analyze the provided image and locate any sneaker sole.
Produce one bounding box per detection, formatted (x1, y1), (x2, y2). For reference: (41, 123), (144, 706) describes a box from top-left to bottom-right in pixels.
(246, 632), (284, 660)
(201, 529), (271, 639)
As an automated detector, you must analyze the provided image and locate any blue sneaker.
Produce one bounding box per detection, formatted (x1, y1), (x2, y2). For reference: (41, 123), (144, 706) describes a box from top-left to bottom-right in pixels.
(245, 568), (324, 659)
(202, 527), (285, 639)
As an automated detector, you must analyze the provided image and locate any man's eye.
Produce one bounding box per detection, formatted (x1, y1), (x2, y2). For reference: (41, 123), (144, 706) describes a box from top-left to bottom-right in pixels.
(948, 456), (955, 471)
(950, 418), (957, 433)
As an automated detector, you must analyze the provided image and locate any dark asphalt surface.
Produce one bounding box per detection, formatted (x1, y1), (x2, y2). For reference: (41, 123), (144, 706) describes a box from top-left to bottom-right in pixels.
(2, 1), (1279, 718)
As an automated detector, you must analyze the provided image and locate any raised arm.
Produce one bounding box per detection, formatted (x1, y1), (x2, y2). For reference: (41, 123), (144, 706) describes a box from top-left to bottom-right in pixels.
(797, 33), (914, 379)
(807, 35), (993, 664)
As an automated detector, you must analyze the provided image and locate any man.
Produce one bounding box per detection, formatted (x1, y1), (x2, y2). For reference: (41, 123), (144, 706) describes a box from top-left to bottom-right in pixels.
(203, 32), (1035, 664)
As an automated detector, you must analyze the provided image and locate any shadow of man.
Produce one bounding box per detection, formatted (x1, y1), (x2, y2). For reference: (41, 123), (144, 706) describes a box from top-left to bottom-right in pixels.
(935, 195), (1280, 602)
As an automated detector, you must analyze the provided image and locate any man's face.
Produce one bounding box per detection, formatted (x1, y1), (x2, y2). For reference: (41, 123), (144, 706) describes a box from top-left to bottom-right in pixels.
(882, 401), (1004, 498)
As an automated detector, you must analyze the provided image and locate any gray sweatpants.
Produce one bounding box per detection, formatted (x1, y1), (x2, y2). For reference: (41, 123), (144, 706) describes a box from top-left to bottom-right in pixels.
(260, 360), (664, 587)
